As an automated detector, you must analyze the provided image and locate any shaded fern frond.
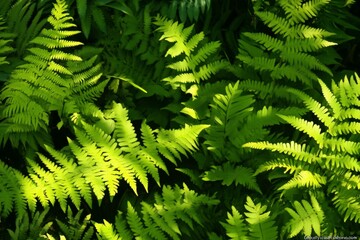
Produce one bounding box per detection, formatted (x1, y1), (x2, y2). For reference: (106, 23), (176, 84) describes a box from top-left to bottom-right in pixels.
(0, 17), (13, 66)
(202, 162), (261, 193)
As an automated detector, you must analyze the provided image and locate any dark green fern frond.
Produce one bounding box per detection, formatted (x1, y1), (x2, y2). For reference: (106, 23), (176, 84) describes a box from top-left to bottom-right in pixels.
(7, 208), (53, 240)
(5, 0), (47, 57)
(0, 17), (13, 66)
(95, 184), (219, 240)
(202, 162), (261, 193)
(55, 208), (94, 240)
(159, 0), (211, 23)
(0, 161), (25, 218)
(205, 81), (254, 158)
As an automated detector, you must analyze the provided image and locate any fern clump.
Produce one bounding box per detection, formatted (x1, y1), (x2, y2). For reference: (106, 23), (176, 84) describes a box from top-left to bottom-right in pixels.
(0, 101), (209, 216)
(95, 184), (219, 240)
(0, 0), (106, 149)
(237, 0), (336, 87)
(244, 73), (360, 236)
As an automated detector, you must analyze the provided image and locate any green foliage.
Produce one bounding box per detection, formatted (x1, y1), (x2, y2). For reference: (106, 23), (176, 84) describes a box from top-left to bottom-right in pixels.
(244, 73), (360, 236)
(95, 184), (219, 240)
(7, 208), (52, 240)
(0, 17), (13, 66)
(284, 194), (324, 237)
(159, 0), (211, 23)
(222, 196), (278, 240)
(1, 0), (360, 238)
(237, 0), (336, 87)
(154, 15), (230, 91)
(0, 0), (106, 149)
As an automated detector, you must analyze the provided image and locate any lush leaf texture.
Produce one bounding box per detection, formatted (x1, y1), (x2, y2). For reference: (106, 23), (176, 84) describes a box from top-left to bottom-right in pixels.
(237, 0), (336, 92)
(222, 196), (278, 240)
(95, 184), (219, 240)
(244, 73), (360, 236)
(154, 15), (230, 91)
(0, 18), (13, 66)
(0, 102), (208, 218)
(0, 0), (106, 149)
(0, 0), (360, 238)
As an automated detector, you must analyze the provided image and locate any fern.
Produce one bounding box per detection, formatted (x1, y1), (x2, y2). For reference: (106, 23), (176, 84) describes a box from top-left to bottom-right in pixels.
(5, 0), (47, 57)
(284, 194), (324, 237)
(154, 15), (230, 90)
(0, 0), (106, 149)
(221, 206), (248, 240)
(0, 101), (208, 218)
(0, 17), (13, 66)
(237, 0), (336, 87)
(7, 208), (53, 240)
(222, 196), (278, 240)
(159, 0), (211, 22)
(95, 184), (219, 240)
(243, 73), (360, 235)
(202, 162), (261, 193)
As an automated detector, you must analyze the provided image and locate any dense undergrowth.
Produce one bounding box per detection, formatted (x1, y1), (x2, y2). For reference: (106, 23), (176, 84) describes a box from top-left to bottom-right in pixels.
(0, 0), (360, 239)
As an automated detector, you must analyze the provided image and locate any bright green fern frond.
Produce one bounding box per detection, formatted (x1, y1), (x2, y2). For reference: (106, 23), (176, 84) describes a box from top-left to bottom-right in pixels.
(0, 0), (105, 149)
(244, 196), (278, 240)
(279, 170), (327, 190)
(278, 114), (324, 145)
(155, 15), (229, 89)
(243, 141), (319, 163)
(288, 88), (335, 129)
(279, 0), (331, 24)
(221, 206), (249, 240)
(156, 124), (209, 165)
(285, 195), (324, 237)
(95, 184), (219, 240)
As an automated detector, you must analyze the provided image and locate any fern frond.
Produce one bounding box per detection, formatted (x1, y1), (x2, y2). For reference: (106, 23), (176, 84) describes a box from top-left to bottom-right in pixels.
(285, 195), (324, 237)
(155, 15), (229, 89)
(279, 170), (327, 190)
(95, 184), (219, 239)
(244, 196), (278, 240)
(277, 114), (324, 145)
(332, 188), (360, 224)
(202, 162), (261, 193)
(0, 0), (106, 149)
(243, 141), (319, 163)
(221, 206), (249, 240)
(280, 0), (331, 24)
(0, 18), (13, 66)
